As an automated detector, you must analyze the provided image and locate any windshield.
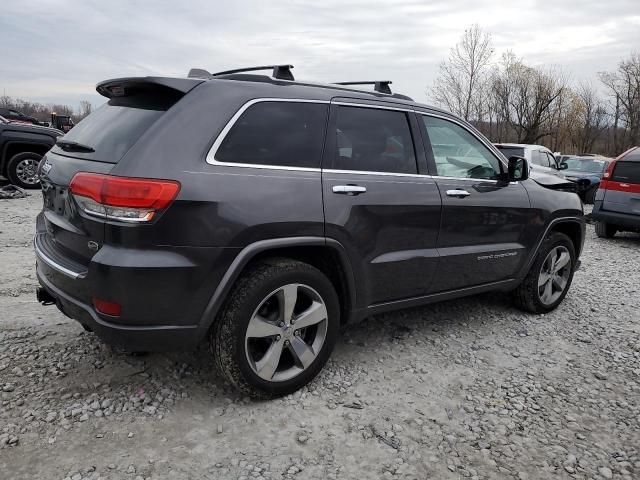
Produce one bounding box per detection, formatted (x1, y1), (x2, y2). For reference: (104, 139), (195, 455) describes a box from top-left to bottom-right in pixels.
(495, 146), (524, 159)
(562, 157), (608, 173)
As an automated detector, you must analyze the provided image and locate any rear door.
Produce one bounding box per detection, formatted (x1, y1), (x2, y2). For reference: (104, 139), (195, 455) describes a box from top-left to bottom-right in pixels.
(37, 86), (184, 269)
(601, 154), (640, 215)
(419, 113), (531, 291)
(321, 101), (442, 306)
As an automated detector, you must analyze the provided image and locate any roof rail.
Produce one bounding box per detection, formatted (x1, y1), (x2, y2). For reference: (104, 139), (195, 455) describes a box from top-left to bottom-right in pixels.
(188, 65), (295, 81)
(334, 81), (393, 95)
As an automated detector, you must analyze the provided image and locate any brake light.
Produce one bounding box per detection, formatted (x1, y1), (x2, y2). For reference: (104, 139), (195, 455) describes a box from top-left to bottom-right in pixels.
(70, 173), (180, 222)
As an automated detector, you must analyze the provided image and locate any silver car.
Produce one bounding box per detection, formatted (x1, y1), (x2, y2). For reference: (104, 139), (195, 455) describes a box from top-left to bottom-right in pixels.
(494, 143), (565, 178)
(592, 146), (640, 237)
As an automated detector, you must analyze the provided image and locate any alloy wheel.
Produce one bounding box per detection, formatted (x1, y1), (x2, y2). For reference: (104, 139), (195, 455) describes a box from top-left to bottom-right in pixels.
(538, 246), (572, 305)
(15, 158), (40, 185)
(244, 283), (328, 382)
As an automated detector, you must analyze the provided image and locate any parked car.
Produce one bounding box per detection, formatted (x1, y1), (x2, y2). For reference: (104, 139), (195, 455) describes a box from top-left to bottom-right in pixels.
(494, 143), (566, 178)
(558, 156), (611, 203)
(0, 107), (40, 125)
(0, 116), (62, 188)
(592, 146), (640, 238)
(34, 65), (585, 397)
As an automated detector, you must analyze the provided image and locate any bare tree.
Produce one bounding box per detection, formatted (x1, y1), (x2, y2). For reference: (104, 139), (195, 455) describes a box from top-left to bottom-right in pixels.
(599, 52), (640, 151)
(490, 54), (567, 144)
(568, 83), (608, 153)
(430, 25), (494, 121)
(78, 100), (93, 119)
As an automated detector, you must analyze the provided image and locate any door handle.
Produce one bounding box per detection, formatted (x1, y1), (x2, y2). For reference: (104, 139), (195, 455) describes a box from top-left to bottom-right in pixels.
(446, 189), (471, 198)
(332, 185), (367, 196)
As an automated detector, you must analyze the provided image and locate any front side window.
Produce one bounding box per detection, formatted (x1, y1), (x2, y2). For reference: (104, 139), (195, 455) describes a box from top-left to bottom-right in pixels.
(422, 116), (501, 179)
(330, 106), (417, 174)
(216, 101), (328, 168)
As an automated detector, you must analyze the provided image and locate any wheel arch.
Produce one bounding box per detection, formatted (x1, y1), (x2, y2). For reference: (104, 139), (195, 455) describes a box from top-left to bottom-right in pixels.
(1, 141), (51, 174)
(197, 237), (358, 338)
(518, 216), (585, 281)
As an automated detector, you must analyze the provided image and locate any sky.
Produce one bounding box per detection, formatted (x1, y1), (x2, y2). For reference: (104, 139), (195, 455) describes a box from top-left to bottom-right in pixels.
(1, 0), (638, 111)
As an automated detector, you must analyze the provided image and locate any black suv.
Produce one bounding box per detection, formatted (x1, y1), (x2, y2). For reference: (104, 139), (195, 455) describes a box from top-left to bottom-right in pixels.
(35, 65), (585, 397)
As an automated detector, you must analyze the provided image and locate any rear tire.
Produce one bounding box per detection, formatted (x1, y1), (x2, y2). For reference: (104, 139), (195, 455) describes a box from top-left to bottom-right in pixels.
(595, 221), (617, 238)
(6, 152), (42, 189)
(513, 232), (576, 314)
(211, 258), (340, 398)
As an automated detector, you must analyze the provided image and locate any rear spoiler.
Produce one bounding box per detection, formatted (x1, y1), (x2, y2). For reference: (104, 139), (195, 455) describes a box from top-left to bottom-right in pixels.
(96, 76), (204, 99)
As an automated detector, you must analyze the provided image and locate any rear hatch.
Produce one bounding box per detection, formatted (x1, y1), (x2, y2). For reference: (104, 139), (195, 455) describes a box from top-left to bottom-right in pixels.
(600, 153), (640, 215)
(36, 78), (200, 272)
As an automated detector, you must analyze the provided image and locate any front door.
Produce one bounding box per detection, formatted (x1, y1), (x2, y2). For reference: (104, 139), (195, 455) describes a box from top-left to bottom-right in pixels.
(419, 114), (531, 292)
(322, 101), (442, 306)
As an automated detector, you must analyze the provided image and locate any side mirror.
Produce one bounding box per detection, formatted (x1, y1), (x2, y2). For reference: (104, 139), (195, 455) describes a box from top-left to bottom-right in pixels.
(558, 163), (568, 170)
(507, 156), (529, 181)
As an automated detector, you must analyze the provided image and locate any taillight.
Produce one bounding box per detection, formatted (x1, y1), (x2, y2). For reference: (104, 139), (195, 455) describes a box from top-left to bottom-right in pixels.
(93, 297), (121, 316)
(69, 173), (180, 222)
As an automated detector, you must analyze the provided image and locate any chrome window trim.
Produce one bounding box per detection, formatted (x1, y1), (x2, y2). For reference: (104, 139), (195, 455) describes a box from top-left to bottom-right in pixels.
(417, 111), (508, 169)
(206, 98), (330, 169)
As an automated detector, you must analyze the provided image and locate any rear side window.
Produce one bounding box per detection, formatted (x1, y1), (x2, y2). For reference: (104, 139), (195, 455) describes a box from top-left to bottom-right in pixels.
(53, 92), (177, 163)
(330, 106), (417, 174)
(611, 161), (640, 184)
(215, 101), (328, 169)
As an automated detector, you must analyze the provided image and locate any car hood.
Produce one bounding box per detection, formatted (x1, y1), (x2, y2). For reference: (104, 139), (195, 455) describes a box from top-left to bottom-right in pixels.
(529, 169), (577, 191)
(561, 169), (602, 181)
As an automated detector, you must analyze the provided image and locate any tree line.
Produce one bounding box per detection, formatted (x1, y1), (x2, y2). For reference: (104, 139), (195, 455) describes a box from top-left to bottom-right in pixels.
(0, 96), (93, 123)
(430, 25), (640, 157)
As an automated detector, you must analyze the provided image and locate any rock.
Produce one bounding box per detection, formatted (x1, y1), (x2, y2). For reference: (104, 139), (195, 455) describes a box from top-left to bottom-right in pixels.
(594, 371), (608, 380)
(598, 466), (613, 479)
(297, 434), (309, 444)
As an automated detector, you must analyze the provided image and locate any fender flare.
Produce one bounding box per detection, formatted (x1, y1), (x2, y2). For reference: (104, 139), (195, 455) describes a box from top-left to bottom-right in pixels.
(195, 236), (358, 336)
(517, 216), (585, 280)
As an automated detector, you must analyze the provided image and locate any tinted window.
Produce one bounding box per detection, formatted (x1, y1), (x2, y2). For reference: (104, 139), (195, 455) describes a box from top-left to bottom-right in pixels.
(53, 95), (172, 163)
(423, 116), (500, 179)
(611, 161), (640, 184)
(495, 146), (525, 159)
(330, 106), (417, 174)
(216, 102), (328, 168)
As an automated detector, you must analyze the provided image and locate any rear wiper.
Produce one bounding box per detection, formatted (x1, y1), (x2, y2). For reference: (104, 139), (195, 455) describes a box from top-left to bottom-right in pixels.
(56, 139), (95, 153)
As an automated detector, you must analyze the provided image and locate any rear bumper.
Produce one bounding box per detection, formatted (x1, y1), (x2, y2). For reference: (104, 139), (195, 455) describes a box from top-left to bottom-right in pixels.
(36, 269), (201, 351)
(592, 201), (640, 230)
(34, 232), (240, 351)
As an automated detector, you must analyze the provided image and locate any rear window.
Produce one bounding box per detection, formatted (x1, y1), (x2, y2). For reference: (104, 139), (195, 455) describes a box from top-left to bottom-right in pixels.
(215, 101), (328, 169)
(52, 93), (176, 163)
(611, 161), (640, 184)
(495, 146), (524, 159)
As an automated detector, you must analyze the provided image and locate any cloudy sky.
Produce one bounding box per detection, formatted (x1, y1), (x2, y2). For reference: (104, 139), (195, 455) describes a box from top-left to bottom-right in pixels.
(1, 0), (638, 110)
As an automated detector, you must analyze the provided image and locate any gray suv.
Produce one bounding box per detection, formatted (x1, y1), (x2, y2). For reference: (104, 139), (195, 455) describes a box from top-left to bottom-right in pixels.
(592, 146), (640, 237)
(34, 65), (585, 397)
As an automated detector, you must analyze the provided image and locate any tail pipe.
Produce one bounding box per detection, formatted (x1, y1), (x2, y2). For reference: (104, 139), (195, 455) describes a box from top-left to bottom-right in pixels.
(36, 287), (56, 306)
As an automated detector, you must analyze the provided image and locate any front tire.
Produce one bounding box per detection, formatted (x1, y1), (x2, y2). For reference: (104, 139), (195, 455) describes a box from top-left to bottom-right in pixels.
(513, 232), (576, 314)
(211, 258), (340, 398)
(595, 221), (617, 238)
(6, 152), (42, 189)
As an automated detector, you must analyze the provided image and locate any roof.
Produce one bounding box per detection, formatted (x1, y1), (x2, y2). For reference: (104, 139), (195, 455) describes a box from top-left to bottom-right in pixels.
(494, 143), (550, 150)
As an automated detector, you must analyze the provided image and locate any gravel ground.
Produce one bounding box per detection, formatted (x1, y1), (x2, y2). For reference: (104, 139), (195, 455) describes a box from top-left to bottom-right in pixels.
(1, 194), (639, 480)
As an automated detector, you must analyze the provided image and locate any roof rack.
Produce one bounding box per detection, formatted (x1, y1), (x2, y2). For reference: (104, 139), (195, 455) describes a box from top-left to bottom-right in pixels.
(334, 81), (393, 95)
(188, 65), (295, 81)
